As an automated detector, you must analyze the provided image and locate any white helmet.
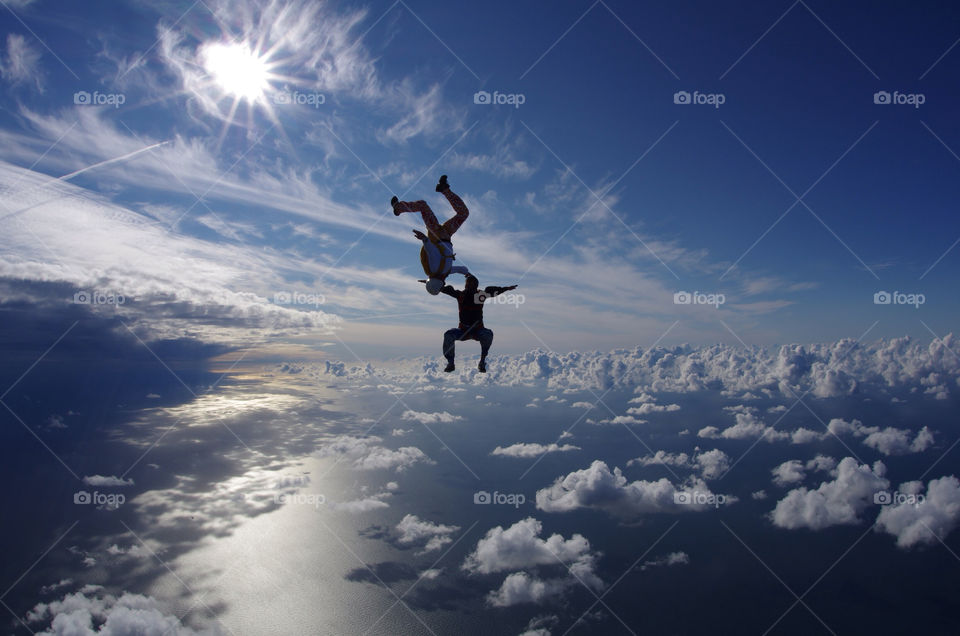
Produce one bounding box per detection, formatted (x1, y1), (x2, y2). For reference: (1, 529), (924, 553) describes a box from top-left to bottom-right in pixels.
(425, 278), (444, 295)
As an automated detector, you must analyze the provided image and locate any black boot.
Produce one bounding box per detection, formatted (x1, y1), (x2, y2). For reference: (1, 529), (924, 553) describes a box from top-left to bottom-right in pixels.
(478, 359), (486, 373)
(391, 196), (401, 216)
(444, 361), (455, 373)
(435, 175), (449, 193)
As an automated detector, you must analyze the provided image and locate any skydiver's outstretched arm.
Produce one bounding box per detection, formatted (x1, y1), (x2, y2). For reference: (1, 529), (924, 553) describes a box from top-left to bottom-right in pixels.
(483, 284), (518, 298)
(440, 285), (461, 300)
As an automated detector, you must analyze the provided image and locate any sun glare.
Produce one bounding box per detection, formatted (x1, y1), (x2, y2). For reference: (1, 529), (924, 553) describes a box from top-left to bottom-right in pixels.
(203, 42), (270, 100)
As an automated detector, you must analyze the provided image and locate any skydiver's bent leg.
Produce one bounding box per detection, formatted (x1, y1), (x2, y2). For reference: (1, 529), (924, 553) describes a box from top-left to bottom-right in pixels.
(443, 328), (463, 371)
(439, 189), (469, 237)
(395, 200), (444, 236)
(476, 328), (493, 372)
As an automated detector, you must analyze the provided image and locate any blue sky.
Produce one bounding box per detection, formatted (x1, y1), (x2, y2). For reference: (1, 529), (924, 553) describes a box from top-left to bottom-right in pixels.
(1, 0), (959, 360)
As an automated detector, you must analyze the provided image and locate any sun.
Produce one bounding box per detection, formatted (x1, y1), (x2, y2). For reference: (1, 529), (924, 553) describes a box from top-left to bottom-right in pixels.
(202, 42), (271, 101)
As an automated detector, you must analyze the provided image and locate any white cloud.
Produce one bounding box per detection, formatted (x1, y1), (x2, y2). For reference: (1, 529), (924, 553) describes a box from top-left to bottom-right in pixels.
(331, 494), (390, 513)
(807, 455), (838, 473)
(640, 551), (689, 571)
(771, 460), (806, 487)
(82, 475), (134, 487)
(598, 415), (646, 426)
(535, 460), (730, 517)
(0, 161), (342, 344)
(492, 443), (580, 458)
(39, 579), (73, 595)
(105, 544), (151, 558)
(0, 34), (43, 91)
(447, 150), (537, 180)
(401, 409), (462, 424)
(27, 589), (217, 635)
(318, 435), (433, 472)
(463, 518), (602, 607)
(396, 514), (460, 554)
(628, 449), (730, 480)
(791, 427), (827, 444)
(318, 335), (960, 396)
(626, 402), (681, 415)
(698, 410), (787, 442)
(519, 614), (559, 636)
(770, 457), (888, 530)
(487, 571), (571, 607)
(876, 476), (960, 548)
(827, 419), (935, 456)
(463, 517), (597, 575)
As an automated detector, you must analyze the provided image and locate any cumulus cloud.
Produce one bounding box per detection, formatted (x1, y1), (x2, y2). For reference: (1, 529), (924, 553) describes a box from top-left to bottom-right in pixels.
(401, 409), (462, 424)
(628, 448), (730, 480)
(535, 461), (731, 517)
(626, 393), (681, 415)
(464, 518), (597, 575)
(699, 410), (787, 442)
(876, 476), (960, 548)
(594, 414), (646, 426)
(487, 572), (572, 607)
(463, 518), (602, 607)
(27, 588), (218, 635)
(331, 494), (390, 513)
(770, 457), (888, 530)
(317, 435), (433, 472)
(770, 456), (836, 488)
(318, 335), (960, 397)
(492, 443), (581, 458)
(827, 419), (935, 456)
(771, 460), (807, 487)
(791, 427), (827, 444)
(396, 514), (461, 554)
